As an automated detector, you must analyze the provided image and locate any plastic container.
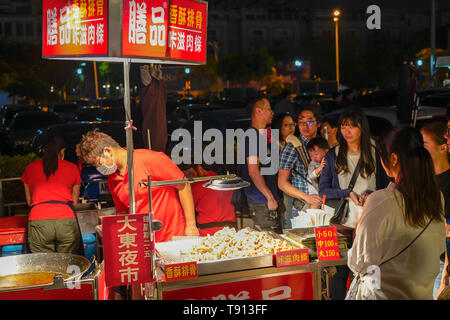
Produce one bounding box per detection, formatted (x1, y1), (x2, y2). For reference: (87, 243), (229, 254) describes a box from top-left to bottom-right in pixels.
(1, 244), (24, 257)
(82, 233), (96, 260)
(0, 216), (28, 246)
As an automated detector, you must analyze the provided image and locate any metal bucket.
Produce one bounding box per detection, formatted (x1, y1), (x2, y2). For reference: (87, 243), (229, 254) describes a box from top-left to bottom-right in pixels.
(0, 253), (91, 289)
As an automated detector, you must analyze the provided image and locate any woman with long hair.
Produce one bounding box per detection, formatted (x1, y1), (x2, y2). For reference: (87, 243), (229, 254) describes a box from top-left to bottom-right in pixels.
(271, 113), (296, 149)
(271, 113), (296, 229)
(348, 125), (446, 299)
(319, 107), (388, 228)
(318, 107), (389, 300)
(21, 135), (83, 254)
(420, 121), (450, 298)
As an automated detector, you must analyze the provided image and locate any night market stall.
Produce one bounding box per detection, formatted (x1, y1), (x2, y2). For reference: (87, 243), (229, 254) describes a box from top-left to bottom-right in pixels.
(0, 0), (348, 300)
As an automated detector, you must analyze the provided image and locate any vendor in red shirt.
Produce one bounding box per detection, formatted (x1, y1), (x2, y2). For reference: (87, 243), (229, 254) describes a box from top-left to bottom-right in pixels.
(184, 164), (237, 236)
(77, 130), (199, 242)
(21, 135), (83, 254)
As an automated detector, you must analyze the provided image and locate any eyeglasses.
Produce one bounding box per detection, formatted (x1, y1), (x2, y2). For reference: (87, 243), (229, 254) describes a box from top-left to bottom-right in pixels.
(283, 123), (296, 128)
(298, 120), (317, 127)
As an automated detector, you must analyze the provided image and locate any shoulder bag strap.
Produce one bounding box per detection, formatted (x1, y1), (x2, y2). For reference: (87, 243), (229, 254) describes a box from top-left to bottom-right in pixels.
(379, 217), (434, 267)
(348, 156), (363, 191)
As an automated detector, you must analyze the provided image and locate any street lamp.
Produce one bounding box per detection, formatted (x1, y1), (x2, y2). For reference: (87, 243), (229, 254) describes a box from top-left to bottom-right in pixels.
(333, 9), (341, 91)
(294, 59), (303, 68)
(416, 59), (423, 67)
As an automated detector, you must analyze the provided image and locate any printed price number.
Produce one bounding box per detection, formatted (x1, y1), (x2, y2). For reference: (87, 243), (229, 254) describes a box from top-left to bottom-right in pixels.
(316, 230), (335, 238)
(321, 249), (338, 258)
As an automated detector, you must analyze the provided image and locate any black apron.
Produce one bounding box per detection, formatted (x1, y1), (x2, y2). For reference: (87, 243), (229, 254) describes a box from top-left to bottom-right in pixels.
(24, 201), (85, 257)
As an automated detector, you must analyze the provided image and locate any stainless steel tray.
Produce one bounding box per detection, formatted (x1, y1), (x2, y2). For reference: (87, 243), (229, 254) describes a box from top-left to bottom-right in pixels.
(156, 232), (300, 276)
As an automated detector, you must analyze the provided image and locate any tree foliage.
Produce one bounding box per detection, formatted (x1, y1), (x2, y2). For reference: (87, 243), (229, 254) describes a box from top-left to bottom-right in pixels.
(217, 48), (275, 82)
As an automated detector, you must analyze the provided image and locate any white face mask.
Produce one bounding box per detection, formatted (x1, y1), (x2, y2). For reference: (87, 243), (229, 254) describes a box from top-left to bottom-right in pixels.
(96, 153), (117, 176)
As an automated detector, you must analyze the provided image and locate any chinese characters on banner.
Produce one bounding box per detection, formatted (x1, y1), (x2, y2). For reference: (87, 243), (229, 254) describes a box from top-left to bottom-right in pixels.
(162, 272), (314, 300)
(314, 226), (340, 262)
(42, 0), (108, 56)
(122, 0), (207, 62)
(122, 0), (168, 58)
(275, 249), (309, 268)
(102, 213), (153, 288)
(164, 261), (198, 282)
(167, 0), (207, 62)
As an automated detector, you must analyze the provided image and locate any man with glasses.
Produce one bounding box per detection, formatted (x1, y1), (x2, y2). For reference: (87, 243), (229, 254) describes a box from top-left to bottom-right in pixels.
(278, 105), (323, 220)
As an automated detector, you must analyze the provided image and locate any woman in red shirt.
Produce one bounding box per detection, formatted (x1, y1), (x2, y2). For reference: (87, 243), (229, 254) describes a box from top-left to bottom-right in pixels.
(77, 130), (199, 242)
(189, 164), (237, 236)
(21, 136), (83, 254)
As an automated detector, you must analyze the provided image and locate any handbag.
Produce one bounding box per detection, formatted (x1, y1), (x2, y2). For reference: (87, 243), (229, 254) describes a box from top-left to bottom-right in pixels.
(346, 217), (434, 300)
(329, 156), (363, 225)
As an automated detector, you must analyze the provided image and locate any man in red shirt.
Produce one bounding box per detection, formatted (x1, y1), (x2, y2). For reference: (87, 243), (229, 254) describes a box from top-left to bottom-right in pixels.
(77, 131), (199, 242)
(185, 164), (236, 236)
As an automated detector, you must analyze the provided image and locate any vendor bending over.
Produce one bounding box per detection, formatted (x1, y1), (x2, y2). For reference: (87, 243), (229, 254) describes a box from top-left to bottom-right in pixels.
(77, 130), (199, 242)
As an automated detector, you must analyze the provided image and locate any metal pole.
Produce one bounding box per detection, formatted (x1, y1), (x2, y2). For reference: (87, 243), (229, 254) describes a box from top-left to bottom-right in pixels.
(430, 0), (436, 88)
(93, 61), (99, 100)
(335, 20), (340, 91)
(123, 58), (136, 214)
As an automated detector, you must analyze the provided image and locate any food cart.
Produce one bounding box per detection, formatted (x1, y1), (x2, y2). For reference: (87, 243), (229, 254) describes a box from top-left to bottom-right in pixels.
(152, 232), (348, 300)
(0, 0), (349, 300)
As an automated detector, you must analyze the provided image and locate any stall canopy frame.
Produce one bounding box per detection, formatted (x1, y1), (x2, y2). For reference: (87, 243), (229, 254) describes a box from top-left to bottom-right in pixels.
(42, 0), (208, 215)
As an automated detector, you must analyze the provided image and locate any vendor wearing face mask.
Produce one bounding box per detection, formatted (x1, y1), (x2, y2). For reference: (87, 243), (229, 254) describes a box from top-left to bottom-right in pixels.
(77, 130), (199, 242)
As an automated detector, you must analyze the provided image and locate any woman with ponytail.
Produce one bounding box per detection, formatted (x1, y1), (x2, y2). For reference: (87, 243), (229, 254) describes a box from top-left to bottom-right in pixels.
(347, 125), (446, 299)
(21, 135), (83, 254)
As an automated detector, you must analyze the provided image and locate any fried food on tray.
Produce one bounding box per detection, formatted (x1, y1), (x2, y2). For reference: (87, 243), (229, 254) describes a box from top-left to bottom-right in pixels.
(181, 227), (296, 262)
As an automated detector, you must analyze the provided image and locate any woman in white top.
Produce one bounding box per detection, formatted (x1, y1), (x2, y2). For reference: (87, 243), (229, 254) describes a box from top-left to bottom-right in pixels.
(319, 108), (389, 229)
(318, 107), (389, 300)
(348, 125), (446, 300)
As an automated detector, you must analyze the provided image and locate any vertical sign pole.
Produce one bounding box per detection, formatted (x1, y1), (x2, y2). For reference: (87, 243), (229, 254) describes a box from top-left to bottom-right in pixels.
(93, 61), (99, 100)
(335, 19), (340, 92)
(124, 58), (136, 215)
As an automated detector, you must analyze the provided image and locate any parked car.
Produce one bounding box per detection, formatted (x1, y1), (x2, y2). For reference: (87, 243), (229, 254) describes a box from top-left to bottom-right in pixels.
(1, 104), (38, 126)
(30, 121), (145, 204)
(357, 89), (398, 108)
(168, 108), (251, 169)
(5, 111), (63, 154)
(49, 102), (81, 123)
(30, 121), (144, 163)
(324, 105), (447, 138)
(75, 106), (103, 122)
(420, 92), (450, 109)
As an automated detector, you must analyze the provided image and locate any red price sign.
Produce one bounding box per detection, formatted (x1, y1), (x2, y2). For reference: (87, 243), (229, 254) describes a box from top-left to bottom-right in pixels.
(275, 249), (309, 268)
(314, 227), (340, 261)
(164, 261), (198, 282)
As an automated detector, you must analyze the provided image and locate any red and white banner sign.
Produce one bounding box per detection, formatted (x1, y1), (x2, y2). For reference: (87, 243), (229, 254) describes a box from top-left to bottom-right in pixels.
(164, 261), (198, 282)
(167, 0), (207, 62)
(162, 272), (314, 300)
(122, 0), (207, 62)
(122, 0), (169, 58)
(102, 213), (153, 288)
(275, 249), (309, 268)
(42, 0), (108, 56)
